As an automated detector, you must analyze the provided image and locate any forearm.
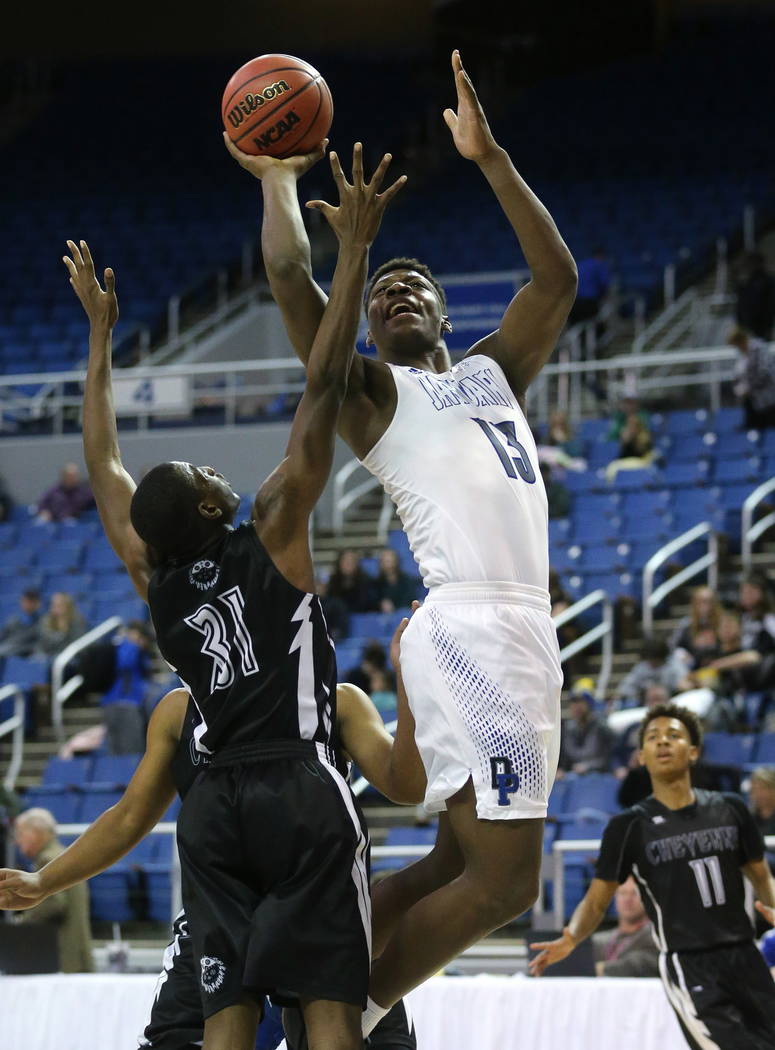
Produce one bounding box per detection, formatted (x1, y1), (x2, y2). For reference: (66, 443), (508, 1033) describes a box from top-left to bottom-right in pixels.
(567, 891), (609, 945)
(38, 803), (154, 898)
(477, 148), (576, 288)
(261, 172), (314, 278)
(751, 868), (775, 909)
(387, 669), (426, 804)
(83, 323), (122, 473)
(306, 245), (368, 391)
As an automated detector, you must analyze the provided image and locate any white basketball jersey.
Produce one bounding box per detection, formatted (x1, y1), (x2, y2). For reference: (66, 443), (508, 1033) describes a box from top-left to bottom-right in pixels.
(361, 354), (549, 590)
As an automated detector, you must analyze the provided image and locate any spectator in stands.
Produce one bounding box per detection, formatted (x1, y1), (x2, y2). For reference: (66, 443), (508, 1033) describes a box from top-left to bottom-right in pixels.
(345, 640), (396, 704)
(35, 463), (94, 524)
(698, 610), (773, 730)
(739, 573), (775, 651)
(12, 808), (93, 972)
(558, 686), (614, 775)
(670, 585), (723, 665)
(540, 463), (571, 520)
(537, 411), (587, 472)
(568, 248), (611, 325)
(0, 587), (42, 658)
(729, 327), (775, 430)
(370, 548), (418, 613)
(34, 592), (86, 660)
(616, 637), (689, 707)
(326, 549), (374, 613)
(0, 473), (12, 523)
(315, 575), (350, 641)
(605, 397), (654, 481)
(592, 876), (659, 977)
(100, 621), (153, 755)
(749, 767), (775, 873)
(735, 252), (775, 341)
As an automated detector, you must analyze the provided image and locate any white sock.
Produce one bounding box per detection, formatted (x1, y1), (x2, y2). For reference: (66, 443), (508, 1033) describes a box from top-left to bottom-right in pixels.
(361, 996), (389, 1038)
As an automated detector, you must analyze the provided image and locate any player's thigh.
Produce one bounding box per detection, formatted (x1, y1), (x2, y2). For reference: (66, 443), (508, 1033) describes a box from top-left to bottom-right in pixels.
(202, 998), (261, 1050)
(300, 997), (361, 1050)
(446, 778), (544, 892)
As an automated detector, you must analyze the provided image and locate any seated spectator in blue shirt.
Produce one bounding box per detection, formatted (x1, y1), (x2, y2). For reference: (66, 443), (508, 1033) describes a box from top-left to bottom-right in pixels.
(100, 622), (153, 754)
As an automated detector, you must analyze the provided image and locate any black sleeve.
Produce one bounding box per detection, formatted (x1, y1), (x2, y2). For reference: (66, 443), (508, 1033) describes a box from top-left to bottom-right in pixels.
(722, 792), (765, 864)
(594, 811), (638, 883)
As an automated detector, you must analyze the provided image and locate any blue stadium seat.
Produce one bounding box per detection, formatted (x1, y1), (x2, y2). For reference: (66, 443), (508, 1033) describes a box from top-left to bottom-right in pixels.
(23, 787), (81, 823)
(348, 610), (412, 640)
(546, 778), (569, 820)
(578, 545), (621, 574)
(663, 409), (710, 436)
(548, 519), (572, 545)
(79, 789), (123, 822)
(662, 461), (711, 488)
(2, 656), (49, 688)
(718, 431), (760, 458)
(712, 408), (743, 433)
(621, 513), (671, 542)
(669, 433), (715, 463)
(754, 734), (775, 764)
(701, 733), (756, 766)
(89, 869), (133, 922)
(83, 545), (123, 572)
(372, 824), (438, 874)
(35, 544), (84, 572)
(90, 754), (142, 786)
(563, 774), (620, 816)
(42, 756), (92, 787)
(713, 457), (762, 484)
(610, 467), (660, 491)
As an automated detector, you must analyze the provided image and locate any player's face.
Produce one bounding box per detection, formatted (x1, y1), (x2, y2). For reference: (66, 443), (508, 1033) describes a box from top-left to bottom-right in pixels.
(366, 270), (444, 354)
(639, 717), (698, 780)
(192, 464), (240, 519)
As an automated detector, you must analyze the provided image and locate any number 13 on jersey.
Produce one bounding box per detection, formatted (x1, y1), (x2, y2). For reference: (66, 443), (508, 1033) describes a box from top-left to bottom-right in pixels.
(472, 417), (536, 483)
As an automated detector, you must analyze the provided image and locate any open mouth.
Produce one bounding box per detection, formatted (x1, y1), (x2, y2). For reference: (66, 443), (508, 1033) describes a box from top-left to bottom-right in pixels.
(387, 301), (417, 319)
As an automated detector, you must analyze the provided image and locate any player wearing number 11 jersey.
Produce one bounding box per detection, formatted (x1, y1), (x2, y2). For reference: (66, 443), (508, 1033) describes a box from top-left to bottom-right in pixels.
(530, 704), (775, 1050)
(63, 143), (406, 1050)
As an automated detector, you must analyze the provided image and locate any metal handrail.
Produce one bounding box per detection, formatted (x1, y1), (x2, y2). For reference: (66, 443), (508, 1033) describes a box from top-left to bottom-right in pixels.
(51, 617), (122, 740)
(642, 522), (718, 636)
(332, 459), (382, 535)
(553, 589), (614, 700)
(0, 688), (25, 791)
(742, 476), (775, 573)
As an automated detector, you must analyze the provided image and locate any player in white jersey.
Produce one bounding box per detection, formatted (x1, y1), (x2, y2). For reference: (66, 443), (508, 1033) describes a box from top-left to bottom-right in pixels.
(225, 50), (577, 1032)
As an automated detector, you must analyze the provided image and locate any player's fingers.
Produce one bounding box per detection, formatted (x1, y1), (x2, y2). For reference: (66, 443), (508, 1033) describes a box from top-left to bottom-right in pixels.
(104, 268), (115, 295)
(79, 240), (95, 275)
(411, 599), (422, 612)
(222, 131), (243, 159)
(367, 151), (393, 192)
(351, 141), (364, 185)
(66, 239), (84, 268)
(377, 174), (408, 208)
(62, 256), (77, 279)
(451, 48), (463, 74)
(442, 108), (458, 132)
(304, 201), (336, 223)
(329, 150), (346, 185)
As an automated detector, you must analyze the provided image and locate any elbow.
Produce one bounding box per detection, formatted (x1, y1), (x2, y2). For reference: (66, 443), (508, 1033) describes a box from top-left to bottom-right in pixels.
(306, 368), (348, 403)
(266, 255), (312, 287)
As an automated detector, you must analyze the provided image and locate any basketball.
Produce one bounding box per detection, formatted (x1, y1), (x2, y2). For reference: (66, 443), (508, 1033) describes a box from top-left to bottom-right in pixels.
(221, 54), (333, 158)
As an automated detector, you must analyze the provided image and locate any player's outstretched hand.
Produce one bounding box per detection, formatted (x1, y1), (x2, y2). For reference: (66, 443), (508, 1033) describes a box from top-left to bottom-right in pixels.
(0, 868), (46, 911)
(755, 900), (775, 927)
(390, 617), (410, 671)
(63, 240), (118, 330)
(305, 143), (406, 250)
(223, 132), (328, 181)
(528, 928), (576, 976)
(443, 49), (499, 164)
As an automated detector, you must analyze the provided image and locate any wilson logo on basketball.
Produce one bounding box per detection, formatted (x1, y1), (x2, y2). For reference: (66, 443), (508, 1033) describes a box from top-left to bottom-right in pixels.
(226, 80), (291, 128)
(252, 110), (301, 150)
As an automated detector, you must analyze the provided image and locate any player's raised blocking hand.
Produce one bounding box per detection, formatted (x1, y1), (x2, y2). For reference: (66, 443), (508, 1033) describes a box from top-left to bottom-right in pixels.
(62, 239), (119, 331)
(442, 49), (500, 165)
(305, 142), (406, 250)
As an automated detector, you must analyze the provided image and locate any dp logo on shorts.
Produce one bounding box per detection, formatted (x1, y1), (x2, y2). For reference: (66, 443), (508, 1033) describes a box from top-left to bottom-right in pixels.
(490, 756), (520, 807)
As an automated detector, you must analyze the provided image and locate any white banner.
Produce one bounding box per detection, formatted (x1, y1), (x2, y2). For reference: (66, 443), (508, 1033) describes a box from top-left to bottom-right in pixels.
(112, 375), (191, 416)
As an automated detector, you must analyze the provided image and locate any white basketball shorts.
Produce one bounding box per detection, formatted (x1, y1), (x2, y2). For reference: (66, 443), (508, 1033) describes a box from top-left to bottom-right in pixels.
(399, 581), (562, 821)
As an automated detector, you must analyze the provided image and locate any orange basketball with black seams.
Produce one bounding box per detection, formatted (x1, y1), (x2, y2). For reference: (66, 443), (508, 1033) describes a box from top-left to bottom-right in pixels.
(221, 54), (333, 158)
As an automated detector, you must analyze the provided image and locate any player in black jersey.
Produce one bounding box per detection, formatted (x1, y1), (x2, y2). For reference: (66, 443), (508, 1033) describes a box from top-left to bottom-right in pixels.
(50, 147), (406, 1050)
(530, 703), (775, 1050)
(0, 642), (426, 1050)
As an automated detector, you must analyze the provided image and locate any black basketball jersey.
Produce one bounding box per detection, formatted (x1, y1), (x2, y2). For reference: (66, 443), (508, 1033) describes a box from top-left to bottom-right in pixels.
(148, 522), (336, 754)
(595, 789), (764, 953)
(170, 696), (209, 800)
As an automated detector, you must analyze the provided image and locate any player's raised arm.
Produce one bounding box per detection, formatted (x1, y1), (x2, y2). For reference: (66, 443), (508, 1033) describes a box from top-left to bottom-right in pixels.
(253, 144), (405, 591)
(64, 241), (151, 600)
(444, 50), (577, 398)
(223, 136), (332, 364)
(0, 690), (184, 912)
(528, 876), (617, 976)
(337, 617), (426, 805)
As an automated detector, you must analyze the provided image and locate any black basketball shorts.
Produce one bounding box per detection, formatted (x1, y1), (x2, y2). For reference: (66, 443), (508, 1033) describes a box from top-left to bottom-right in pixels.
(660, 940), (775, 1050)
(141, 910), (206, 1050)
(176, 747), (371, 1020)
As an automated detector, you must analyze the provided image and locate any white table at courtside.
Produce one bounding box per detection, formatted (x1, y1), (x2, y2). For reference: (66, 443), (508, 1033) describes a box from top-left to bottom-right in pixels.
(0, 973), (687, 1050)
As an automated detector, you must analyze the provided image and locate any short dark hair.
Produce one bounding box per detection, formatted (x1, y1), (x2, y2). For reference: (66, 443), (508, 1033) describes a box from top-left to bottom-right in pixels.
(365, 257), (447, 313)
(643, 637), (669, 662)
(638, 703), (703, 750)
(130, 463), (200, 559)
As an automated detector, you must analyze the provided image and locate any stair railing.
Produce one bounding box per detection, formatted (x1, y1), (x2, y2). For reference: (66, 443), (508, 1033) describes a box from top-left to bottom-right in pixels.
(741, 477), (775, 574)
(643, 523), (718, 636)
